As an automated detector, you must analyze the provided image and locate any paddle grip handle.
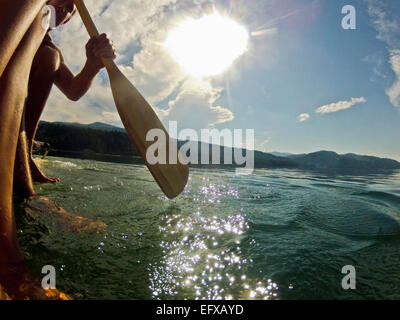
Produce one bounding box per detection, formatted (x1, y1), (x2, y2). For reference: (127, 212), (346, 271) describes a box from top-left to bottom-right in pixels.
(73, 0), (114, 70)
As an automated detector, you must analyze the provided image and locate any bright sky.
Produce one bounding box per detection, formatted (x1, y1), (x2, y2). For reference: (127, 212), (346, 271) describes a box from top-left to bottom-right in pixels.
(44, 0), (400, 161)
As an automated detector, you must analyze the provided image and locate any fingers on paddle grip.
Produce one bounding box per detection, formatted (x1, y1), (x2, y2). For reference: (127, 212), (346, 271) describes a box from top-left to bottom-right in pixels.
(87, 34), (116, 60)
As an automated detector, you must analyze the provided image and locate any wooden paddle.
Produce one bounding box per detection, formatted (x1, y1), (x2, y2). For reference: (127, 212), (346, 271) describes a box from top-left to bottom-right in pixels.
(73, 0), (189, 199)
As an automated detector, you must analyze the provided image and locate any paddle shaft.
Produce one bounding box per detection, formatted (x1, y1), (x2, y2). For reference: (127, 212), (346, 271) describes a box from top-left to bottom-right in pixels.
(73, 0), (113, 70)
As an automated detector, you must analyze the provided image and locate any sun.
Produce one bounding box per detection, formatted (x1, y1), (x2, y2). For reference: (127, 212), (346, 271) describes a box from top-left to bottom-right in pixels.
(165, 13), (249, 77)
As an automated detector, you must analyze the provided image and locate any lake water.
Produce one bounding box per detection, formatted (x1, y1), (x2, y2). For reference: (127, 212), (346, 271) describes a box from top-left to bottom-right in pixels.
(18, 156), (400, 299)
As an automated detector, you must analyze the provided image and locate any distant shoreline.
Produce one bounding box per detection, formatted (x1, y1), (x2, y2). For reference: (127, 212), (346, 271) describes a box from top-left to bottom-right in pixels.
(36, 149), (400, 178)
(35, 121), (400, 173)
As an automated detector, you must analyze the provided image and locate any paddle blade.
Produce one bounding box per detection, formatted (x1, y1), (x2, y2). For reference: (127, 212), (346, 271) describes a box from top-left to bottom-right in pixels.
(105, 61), (189, 199)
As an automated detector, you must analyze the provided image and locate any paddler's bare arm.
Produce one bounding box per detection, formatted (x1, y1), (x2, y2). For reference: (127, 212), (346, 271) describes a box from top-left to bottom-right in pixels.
(0, 0), (48, 76)
(55, 33), (116, 101)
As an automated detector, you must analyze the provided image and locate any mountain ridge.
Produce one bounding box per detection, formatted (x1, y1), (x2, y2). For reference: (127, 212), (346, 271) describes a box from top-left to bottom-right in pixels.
(36, 121), (400, 171)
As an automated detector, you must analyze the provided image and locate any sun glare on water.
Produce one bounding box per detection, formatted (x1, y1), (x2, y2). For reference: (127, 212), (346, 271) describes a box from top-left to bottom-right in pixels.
(165, 13), (249, 77)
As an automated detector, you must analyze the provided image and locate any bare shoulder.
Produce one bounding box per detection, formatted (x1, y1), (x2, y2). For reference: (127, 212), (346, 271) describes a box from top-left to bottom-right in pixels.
(32, 43), (63, 71)
(37, 43), (62, 61)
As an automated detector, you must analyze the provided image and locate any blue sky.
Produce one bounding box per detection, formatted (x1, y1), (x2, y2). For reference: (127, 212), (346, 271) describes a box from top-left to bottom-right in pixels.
(45, 0), (400, 160)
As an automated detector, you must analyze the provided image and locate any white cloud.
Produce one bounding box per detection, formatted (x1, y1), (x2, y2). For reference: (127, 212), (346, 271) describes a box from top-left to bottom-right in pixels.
(363, 53), (388, 81)
(42, 87), (104, 123)
(298, 113), (310, 122)
(102, 111), (121, 124)
(43, 0), (235, 129)
(366, 0), (399, 48)
(386, 50), (400, 108)
(315, 97), (366, 114)
(156, 79), (234, 132)
(259, 138), (270, 152)
(118, 30), (185, 105)
(366, 0), (400, 109)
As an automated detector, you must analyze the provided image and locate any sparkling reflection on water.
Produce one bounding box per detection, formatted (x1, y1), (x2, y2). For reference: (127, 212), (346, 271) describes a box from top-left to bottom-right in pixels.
(146, 171), (279, 300)
(149, 210), (278, 300)
(19, 157), (400, 300)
